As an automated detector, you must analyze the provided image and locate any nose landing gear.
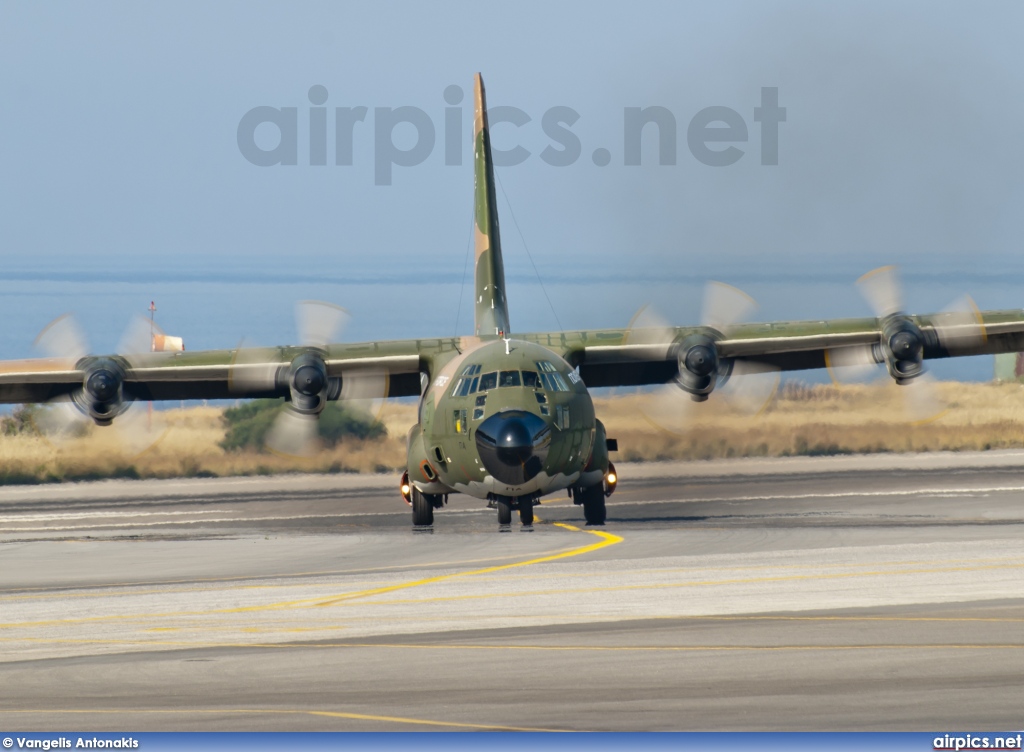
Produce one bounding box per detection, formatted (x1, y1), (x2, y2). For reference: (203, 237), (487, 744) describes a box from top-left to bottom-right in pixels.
(491, 494), (536, 530)
(518, 499), (534, 527)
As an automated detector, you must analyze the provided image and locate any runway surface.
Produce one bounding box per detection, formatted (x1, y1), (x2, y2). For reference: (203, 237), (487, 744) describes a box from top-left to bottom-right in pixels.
(2, 451), (1024, 731)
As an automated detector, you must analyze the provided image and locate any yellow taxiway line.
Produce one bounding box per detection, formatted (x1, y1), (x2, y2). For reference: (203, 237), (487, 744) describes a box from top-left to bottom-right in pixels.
(0, 521), (623, 630)
(308, 522), (622, 609)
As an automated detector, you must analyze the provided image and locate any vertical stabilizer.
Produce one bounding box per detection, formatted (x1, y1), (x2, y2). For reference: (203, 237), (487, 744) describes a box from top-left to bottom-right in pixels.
(473, 73), (511, 337)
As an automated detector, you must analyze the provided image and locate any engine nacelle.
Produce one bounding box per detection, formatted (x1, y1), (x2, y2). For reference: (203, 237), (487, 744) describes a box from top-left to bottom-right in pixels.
(72, 358), (131, 426)
(880, 317), (925, 384)
(282, 352), (340, 415)
(674, 334), (732, 401)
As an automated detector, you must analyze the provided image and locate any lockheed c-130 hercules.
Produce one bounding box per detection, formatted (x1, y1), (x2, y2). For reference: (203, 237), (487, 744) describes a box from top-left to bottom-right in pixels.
(4, 73), (1024, 530)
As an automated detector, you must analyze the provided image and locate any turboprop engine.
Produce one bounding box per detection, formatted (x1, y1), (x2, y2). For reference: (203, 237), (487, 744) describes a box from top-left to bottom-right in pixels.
(281, 352), (341, 415)
(674, 334), (733, 401)
(878, 316), (926, 384)
(72, 358), (131, 426)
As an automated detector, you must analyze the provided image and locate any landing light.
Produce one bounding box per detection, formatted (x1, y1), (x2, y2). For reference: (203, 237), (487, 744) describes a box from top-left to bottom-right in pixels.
(604, 462), (618, 498)
(400, 472), (413, 505)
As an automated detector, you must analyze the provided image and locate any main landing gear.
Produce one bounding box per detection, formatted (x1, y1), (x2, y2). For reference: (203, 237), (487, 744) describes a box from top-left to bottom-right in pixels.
(573, 483), (606, 526)
(402, 474), (445, 528)
(411, 488), (432, 526)
(572, 464), (617, 526)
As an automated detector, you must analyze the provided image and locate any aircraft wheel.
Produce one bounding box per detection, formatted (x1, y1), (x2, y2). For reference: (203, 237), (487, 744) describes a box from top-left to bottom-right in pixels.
(497, 499), (513, 525)
(412, 487), (434, 527)
(579, 484), (606, 526)
(519, 499), (534, 526)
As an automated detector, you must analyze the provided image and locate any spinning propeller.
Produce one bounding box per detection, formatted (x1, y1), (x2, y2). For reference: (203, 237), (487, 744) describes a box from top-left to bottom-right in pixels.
(31, 314), (168, 455)
(627, 282), (781, 434)
(826, 265), (986, 423)
(229, 301), (388, 457)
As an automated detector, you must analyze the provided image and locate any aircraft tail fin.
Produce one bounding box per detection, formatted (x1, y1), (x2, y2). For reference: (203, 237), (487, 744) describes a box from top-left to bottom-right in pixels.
(472, 73), (511, 337)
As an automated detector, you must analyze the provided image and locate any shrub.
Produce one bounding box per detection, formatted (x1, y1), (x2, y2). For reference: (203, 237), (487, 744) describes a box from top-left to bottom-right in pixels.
(2, 404), (43, 436)
(220, 398), (386, 452)
(317, 402), (386, 443)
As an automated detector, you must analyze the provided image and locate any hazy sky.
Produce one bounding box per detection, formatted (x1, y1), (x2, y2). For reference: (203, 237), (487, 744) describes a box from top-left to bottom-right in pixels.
(1, 1), (1022, 380)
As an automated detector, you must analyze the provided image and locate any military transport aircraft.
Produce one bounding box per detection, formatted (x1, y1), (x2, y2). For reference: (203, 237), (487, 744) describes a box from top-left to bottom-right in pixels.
(2, 73), (1024, 529)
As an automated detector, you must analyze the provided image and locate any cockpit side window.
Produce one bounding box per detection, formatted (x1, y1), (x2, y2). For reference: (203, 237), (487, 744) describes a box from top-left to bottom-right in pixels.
(532, 362), (573, 391)
(450, 364), (482, 397)
(450, 364), (482, 396)
(453, 375), (478, 397)
(539, 373), (567, 391)
(535, 361), (570, 392)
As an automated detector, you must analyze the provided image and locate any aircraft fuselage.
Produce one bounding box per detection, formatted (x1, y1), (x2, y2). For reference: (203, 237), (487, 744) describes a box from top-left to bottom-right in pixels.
(408, 339), (607, 502)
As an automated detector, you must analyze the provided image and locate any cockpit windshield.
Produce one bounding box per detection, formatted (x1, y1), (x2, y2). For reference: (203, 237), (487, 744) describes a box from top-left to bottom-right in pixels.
(451, 362), (571, 396)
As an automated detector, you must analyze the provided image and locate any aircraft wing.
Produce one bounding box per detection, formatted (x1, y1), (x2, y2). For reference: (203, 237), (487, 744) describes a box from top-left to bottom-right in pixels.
(526, 309), (1024, 388)
(4, 309), (1023, 406)
(0, 340), (429, 404)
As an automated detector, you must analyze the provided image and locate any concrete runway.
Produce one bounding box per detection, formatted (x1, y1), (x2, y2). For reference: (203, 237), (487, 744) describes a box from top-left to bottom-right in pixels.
(2, 451), (1024, 730)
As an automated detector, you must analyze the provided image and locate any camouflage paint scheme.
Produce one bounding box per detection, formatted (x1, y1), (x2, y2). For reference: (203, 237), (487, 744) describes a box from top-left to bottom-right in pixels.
(472, 73), (510, 339)
(2, 74), (1024, 526)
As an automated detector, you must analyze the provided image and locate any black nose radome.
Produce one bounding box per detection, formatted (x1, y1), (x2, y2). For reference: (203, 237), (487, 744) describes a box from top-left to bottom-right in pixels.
(476, 410), (551, 486)
(493, 417), (533, 464)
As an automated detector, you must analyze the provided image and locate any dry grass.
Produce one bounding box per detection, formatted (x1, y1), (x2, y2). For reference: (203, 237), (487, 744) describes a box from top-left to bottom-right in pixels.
(0, 402), (418, 484)
(596, 381), (1024, 461)
(1, 382), (1024, 484)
